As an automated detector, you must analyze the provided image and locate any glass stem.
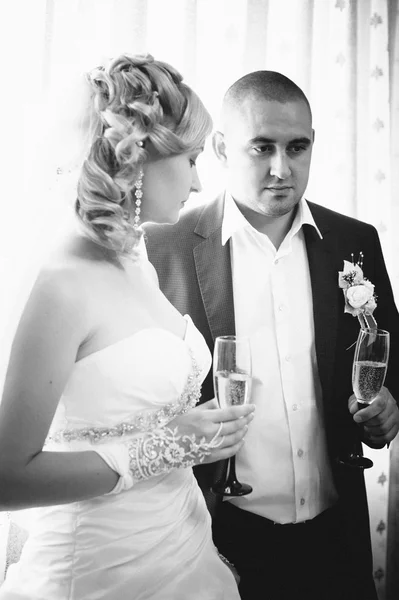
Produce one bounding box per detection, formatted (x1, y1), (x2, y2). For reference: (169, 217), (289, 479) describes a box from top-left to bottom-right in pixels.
(226, 456), (238, 486)
(348, 439), (360, 458)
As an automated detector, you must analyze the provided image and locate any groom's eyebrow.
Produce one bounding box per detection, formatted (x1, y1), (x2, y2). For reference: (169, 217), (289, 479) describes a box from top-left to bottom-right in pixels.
(248, 136), (312, 145)
(248, 136), (275, 144)
(288, 137), (312, 146)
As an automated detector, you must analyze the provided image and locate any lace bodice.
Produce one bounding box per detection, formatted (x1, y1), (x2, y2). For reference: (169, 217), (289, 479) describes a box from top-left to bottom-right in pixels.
(46, 315), (211, 448)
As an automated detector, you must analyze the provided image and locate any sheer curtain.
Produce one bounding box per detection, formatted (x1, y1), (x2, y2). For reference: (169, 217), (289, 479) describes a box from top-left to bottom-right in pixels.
(0, 1), (398, 597)
(387, 3), (399, 597)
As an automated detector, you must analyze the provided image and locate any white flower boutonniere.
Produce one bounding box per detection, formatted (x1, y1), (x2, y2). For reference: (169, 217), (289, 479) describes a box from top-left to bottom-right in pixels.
(338, 252), (377, 317)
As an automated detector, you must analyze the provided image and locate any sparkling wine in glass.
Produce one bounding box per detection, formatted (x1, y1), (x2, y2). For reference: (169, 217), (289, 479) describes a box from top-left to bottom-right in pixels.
(211, 335), (252, 497)
(340, 328), (389, 469)
(214, 371), (251, 409)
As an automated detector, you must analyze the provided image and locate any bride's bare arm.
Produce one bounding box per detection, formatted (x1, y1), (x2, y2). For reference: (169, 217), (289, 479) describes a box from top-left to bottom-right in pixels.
(0, 268), (120, 510)
(0, 268), (254, 511)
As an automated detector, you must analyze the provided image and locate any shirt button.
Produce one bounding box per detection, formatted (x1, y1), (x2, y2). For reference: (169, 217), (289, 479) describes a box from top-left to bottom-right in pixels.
(278, 304), (284, 312)
(285, 354), (291, 361)
(297, 449), (304, 457)
(300, 498), (306, 506)
(292, 404), (298, 411)
(274, 258), (279, 265)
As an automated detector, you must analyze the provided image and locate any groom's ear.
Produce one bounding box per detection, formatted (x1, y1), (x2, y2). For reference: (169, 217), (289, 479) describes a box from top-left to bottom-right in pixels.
(212, 131), (227, 164)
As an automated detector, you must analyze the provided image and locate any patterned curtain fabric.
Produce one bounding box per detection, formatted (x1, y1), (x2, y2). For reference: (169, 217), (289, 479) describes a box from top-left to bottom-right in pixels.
(0, 1), (398, 597)
(386, 4), (399, 598)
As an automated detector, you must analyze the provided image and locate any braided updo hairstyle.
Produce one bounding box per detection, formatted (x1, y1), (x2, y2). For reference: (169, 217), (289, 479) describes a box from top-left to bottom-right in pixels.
(76, 54), (212, 255)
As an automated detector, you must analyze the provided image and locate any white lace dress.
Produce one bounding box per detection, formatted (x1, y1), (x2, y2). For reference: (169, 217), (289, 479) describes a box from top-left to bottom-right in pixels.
(0, 315), (239, 599)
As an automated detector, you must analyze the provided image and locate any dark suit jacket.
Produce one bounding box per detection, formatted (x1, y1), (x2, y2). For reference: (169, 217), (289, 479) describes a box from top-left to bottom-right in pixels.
(145, 194), (399, 583)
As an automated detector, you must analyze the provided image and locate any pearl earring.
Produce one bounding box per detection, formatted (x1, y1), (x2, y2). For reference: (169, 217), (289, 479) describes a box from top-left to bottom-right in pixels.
(133, 168), (144, 229)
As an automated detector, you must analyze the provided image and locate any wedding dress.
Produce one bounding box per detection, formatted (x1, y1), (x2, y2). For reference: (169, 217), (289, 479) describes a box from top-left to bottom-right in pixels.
(0, 264), (239, 599)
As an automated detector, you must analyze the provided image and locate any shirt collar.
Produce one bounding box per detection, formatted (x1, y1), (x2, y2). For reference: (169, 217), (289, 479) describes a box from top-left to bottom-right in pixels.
(291, 196), (323, 241)
(221, 191), (250, 245)
(221, 191), (323, 246)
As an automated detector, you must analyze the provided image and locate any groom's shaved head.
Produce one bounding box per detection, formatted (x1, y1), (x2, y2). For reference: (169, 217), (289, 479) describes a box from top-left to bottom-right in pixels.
(221, 70), (312, 131)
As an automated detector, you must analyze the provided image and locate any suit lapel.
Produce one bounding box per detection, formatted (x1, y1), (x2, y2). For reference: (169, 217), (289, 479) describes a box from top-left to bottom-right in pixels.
(192, 197), (341, 408)
(193, 196), (235, 342)
(305, 203), (340, 407)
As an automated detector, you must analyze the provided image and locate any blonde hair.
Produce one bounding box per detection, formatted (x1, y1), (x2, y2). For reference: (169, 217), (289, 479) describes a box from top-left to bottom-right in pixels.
(76, 54), (212, 255)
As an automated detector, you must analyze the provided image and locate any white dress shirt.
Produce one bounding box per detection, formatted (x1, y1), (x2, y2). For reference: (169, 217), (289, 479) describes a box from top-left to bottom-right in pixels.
(222, 193), (338, 523)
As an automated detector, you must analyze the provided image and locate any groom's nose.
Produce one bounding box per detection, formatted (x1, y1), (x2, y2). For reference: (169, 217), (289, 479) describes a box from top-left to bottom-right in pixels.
(269, 150), (291, 179)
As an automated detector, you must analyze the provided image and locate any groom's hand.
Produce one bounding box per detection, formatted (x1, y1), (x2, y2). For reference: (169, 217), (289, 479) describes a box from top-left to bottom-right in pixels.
(348, 387), (399, 447)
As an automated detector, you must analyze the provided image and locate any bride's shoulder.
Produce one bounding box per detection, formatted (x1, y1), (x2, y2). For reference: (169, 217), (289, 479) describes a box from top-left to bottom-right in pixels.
(30, 261), (91, 322)
(16, 253), (94, 351)
(32, 235), (115, 309)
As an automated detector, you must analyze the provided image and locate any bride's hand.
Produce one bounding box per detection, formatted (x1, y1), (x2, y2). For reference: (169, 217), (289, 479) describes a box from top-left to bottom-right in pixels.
(168, 399), (256, 464)
(103, 400), (256, 487)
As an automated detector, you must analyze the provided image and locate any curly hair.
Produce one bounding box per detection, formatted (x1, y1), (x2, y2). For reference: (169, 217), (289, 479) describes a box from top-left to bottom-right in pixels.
(76, 54), (212, 256)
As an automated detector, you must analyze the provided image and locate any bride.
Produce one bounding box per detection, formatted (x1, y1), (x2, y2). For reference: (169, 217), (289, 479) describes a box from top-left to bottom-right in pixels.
(0, 54), (254, 599)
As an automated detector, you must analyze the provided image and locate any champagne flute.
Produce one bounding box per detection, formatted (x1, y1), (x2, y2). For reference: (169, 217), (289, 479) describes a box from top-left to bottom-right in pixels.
(211, 335), (252, 496)
(339, 328), (389, 469)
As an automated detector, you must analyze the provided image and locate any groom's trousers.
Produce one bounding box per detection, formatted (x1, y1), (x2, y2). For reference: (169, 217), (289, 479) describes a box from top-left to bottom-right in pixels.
(212, 500), (377, 600)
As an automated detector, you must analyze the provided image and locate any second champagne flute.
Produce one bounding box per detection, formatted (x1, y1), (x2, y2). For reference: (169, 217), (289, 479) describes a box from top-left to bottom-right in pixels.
(211, 335), (252, 497)
(339, 327), (389, 469)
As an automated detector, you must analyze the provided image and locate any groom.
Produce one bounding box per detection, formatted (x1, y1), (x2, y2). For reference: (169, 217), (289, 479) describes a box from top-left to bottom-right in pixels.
(145, 71), (399, 600)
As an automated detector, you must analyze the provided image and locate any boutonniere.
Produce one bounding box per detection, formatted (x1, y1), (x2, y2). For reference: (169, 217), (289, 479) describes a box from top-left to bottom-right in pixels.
(338, 252), (377, 318)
